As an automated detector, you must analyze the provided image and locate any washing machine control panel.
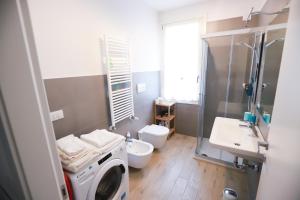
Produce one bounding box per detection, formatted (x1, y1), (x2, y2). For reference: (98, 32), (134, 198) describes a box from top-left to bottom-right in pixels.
(76, 164), (96, 183)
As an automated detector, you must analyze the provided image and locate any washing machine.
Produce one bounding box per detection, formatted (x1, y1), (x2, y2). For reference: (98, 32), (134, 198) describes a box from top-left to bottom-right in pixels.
(67, 141), (129, 200)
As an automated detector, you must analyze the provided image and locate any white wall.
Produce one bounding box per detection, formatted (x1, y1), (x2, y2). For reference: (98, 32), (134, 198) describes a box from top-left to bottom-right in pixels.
(159, 0), (266, 24)
(256, 0), (300, 199)
(27, 0), (161, 79)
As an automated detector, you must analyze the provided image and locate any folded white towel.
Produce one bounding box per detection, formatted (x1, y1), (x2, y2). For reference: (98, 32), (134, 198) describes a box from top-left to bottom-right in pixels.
(58, 148), (90, 165)
(62, 150), (99, 173)
(96, 136), (125, 154)
(59, 139), (100, 173)
(80, 129), (118, 149)
(56, 134), (85, 156)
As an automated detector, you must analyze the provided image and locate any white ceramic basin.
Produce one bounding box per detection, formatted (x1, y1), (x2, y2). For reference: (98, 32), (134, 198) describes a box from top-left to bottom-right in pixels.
(209, 117), (266, 161)
(126, 139), (154, 169)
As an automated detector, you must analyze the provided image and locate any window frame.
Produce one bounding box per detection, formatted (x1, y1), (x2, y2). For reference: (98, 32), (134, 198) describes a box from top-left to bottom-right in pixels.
(161, 18), (206, 104)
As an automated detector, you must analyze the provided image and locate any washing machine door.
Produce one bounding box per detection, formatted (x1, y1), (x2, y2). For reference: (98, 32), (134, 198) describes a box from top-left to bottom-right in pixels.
(87, 159), (127, 200)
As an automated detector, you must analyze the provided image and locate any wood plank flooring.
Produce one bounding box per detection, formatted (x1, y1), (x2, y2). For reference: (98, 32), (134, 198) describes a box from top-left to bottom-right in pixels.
(128, 133), (249, 200)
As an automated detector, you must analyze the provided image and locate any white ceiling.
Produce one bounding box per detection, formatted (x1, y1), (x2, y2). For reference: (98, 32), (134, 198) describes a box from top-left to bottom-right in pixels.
(142, 0), (209, 11)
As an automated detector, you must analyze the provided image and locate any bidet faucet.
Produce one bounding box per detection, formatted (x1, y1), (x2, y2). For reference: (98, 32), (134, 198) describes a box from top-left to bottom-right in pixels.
(239, 121), (253, 127)
(125, 131), (133, 143)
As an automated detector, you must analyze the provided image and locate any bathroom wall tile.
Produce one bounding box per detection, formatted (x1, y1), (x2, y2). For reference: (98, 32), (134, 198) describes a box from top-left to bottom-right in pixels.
(175, 103), (199, 137)
(206, 16), (259, 33)
(270, 8), (289, 24)
(44, 71), (160, 139)
(44, 75), (109, 138)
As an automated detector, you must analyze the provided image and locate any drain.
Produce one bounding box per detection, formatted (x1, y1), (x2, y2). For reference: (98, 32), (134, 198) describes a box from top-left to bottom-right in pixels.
(234, 143), (240, 146)
(223, 188), (238, 200)
(201, 153), (208, 157)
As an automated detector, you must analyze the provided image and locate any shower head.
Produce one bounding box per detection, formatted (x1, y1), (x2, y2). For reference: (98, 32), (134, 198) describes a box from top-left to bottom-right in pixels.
(265, 38), (285, 48)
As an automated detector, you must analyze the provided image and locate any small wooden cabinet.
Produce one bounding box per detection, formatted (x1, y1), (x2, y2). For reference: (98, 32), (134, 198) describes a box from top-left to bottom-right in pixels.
(154, 102), (176, 138)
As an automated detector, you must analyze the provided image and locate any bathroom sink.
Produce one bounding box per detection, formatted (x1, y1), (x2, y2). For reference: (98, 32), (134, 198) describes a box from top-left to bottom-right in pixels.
(209, 117), (266, 162)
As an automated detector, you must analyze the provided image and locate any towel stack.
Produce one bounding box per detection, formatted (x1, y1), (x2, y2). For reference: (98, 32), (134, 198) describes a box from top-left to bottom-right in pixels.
(80, 129), (124, 152)
(57, 130), (124, 173)
(56, 135), (99, 173)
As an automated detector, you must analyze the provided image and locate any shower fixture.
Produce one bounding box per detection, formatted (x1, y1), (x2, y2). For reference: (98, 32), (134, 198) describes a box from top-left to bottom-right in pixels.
(237, 42), (253, 49)
(245, 7), (289, 27)
(235, 40), (260, 112)
(236, 42), (259, 64)
(265, 38), (285, 48)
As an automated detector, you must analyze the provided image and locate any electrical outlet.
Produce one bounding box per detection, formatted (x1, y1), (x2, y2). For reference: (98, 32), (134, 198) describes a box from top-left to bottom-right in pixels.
(50, 110), (64, 122)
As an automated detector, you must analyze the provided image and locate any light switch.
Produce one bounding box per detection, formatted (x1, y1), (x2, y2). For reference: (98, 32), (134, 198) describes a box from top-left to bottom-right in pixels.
(137, 83), (146, 93)
(50, 110), (64, 122)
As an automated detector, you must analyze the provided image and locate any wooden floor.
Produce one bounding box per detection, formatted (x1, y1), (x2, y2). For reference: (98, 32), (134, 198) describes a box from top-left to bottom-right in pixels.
(129, 133), (249, 200)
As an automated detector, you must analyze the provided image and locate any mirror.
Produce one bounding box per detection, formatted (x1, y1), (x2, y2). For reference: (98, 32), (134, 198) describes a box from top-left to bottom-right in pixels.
(257, 28), (286, 124)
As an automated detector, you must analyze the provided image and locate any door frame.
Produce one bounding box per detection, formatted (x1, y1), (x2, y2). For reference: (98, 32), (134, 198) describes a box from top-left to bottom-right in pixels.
(0, 0), (66, 199)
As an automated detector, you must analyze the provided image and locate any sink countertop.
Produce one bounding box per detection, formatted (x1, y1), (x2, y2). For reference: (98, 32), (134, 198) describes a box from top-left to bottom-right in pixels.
(209, 117), (266, 161)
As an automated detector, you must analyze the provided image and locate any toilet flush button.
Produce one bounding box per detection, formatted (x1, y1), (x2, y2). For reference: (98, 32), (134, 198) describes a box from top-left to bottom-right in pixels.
(137, 83), (146, 93)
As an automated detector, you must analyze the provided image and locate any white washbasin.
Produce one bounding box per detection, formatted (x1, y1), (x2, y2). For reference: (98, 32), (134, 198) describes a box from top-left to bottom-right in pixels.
(209, 117), (266, 161)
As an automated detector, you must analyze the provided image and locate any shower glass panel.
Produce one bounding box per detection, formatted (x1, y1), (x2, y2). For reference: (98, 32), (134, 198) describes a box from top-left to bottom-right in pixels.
(258, 28), (286, 118)
(227, 33), (256, 119)
(203, 36), (232, 139)
(196, 33), (258, 163)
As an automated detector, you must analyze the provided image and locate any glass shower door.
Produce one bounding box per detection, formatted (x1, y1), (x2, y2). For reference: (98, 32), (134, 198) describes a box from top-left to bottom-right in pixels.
(196, 35), (234, 159)
(196, 32), (260, 163)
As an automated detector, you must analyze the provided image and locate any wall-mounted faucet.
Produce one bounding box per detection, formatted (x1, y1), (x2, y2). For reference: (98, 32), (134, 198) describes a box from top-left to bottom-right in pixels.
(125, 131), (133, 143)
(239, 121), (258, 137)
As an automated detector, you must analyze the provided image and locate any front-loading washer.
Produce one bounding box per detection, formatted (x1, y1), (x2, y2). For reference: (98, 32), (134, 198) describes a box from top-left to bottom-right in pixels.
(67, 141), (129, 200)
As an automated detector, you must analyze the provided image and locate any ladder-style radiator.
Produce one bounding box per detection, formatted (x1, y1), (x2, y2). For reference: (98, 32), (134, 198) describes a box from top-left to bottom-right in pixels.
(103, 36), (135, 129)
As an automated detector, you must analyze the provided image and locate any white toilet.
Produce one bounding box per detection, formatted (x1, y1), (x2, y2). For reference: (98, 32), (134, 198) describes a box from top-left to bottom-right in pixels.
(126, 139), (154, 169)
(138, 124), (169, 149)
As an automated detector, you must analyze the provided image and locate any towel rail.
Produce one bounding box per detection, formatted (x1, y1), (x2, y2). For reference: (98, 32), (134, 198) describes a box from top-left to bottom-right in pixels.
(103, 36), (135, 129)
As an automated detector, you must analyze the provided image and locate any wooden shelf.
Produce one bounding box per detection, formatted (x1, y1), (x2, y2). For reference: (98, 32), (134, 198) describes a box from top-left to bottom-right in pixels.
(169, 128), (175, 134)
(155, 102), (175, 107)
(155, 115), (175, 121)
(154, 101), (176, 139)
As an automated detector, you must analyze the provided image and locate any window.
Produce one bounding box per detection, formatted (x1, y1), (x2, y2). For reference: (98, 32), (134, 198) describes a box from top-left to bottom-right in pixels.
(163, 21), (201, 102)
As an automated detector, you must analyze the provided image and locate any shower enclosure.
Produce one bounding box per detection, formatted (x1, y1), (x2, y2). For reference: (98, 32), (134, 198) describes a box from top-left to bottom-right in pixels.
(196, 24), (286, 164)
(196, 24), (285, 164)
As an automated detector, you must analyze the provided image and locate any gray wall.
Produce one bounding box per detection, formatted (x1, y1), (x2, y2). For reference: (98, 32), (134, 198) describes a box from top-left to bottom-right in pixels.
(175, 103), (199, 137)
(44, 71), (202, 138)
(44, 71), (160, 139)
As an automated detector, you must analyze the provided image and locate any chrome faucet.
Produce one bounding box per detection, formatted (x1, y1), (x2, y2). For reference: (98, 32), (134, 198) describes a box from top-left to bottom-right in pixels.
(239, 120), (258, 137)
(258, 141), (269, 153)
(125, 131), (133, 143)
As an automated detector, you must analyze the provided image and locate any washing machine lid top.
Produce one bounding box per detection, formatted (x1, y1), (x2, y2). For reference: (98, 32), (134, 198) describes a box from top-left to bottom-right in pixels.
(139, 125), (169, 135)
